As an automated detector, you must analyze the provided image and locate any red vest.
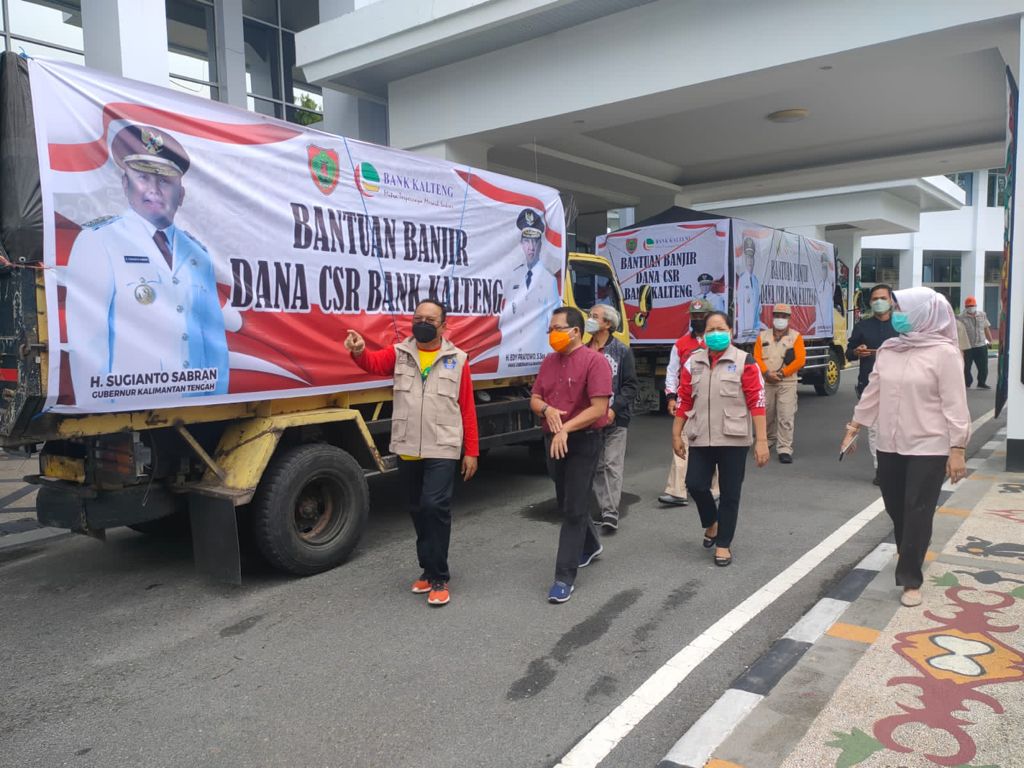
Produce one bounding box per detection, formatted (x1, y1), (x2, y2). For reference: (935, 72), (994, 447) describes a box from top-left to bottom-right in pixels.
(675, 333), (704, 365)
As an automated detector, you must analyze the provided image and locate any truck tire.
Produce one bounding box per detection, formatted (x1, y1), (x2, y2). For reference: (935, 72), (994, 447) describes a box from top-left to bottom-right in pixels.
(251, 443), (369, 576)
(814, 350), (843, 396)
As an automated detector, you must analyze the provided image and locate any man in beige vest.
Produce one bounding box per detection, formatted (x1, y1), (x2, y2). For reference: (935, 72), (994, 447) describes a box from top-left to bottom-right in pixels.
(753, 303), (806, 464)
(345, 300), (479, 607)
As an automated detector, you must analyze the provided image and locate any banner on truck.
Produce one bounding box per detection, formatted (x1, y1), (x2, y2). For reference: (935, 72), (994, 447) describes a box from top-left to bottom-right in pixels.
(596, 220), (729, 344)
(28, 59), (565, 414)
(731, 220), (835, 344)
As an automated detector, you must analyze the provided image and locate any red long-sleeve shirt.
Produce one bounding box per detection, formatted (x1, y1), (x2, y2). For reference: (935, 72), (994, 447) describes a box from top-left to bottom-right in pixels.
(351, 346), (480, 457)
(677, 351), (766, 416)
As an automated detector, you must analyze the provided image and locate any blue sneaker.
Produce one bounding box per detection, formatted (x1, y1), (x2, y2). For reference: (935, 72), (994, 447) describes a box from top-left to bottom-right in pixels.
(547, 581), (574, 603)
(579, 543), (604, 568)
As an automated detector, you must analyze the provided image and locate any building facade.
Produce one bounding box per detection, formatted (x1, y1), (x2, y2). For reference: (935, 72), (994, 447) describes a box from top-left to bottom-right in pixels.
(861, 169), (1006, 323)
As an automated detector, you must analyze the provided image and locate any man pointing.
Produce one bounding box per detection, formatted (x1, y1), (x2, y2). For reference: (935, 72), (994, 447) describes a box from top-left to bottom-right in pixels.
(345, 299), (479, 607)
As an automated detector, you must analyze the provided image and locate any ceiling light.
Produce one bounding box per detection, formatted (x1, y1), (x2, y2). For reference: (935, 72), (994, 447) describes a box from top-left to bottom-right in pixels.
(765, 108), (809, 124)
(573, 119), (585, 125)
(819, 65), (833, 70)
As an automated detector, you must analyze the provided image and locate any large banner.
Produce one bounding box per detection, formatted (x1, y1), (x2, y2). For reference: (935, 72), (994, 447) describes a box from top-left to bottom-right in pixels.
(731, 219), (835, 344)
(28, 59), (564, 414)
(596, 220), (729, 344)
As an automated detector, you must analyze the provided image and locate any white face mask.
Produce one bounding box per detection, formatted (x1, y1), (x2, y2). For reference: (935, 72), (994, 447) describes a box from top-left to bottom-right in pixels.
(871, 299), (891, 314)
(966, 307), (977, 315)
(773, 317), (789, 331)
(585, 317), (602, 334)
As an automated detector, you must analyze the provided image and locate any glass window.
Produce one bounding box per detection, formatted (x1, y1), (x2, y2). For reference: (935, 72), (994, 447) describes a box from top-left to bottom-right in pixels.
(166, 0), (218, 98)
(945, 171), (973, 206)
(8, 0), (82, 50)
(922, 252), (961, 284)
(859, 250), (899, 285)
(570, 261), (623, 330)
(985, 251), (1003, 283)
(12, 37), (83, 63)
(281, 1), (318, 32)
(242, 0), (277, 24)
(244, 19), (281, 100)
(988, 169), (1008, 207)
(248, 95), (281, 118)
(282, 31), (322, 119)
(931, 286), (962, 310)
(170, 77), (217, 100)
(984, 285), (1001, 320)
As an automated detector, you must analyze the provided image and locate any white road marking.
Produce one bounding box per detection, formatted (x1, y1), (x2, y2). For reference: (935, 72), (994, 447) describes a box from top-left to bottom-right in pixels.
(783, 598), (851, 644)
(555, 499), (886, 768)
(557, 410), (998, 768)
(856, 541), (896, 571)
(661, 688), (763, 768)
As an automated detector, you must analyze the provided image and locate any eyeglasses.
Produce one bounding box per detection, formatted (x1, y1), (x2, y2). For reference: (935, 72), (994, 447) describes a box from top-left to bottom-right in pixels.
(412, 316), (440, 326)
(547, 325), (572, 333)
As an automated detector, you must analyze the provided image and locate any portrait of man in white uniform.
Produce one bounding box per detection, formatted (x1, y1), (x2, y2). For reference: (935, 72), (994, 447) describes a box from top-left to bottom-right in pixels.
(735, 236), (763, 337)
(501, 208), (561, 360)
(65, 124), (228, 402)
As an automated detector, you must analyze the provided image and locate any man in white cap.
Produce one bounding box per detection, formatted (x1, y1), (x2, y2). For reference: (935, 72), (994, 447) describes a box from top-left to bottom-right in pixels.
(753, 303), (805, 463)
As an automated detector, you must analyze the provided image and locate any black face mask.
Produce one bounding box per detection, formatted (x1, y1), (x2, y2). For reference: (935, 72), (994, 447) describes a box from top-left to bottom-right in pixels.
(690, 316), (707, 336)
(412, 322), (438, 343)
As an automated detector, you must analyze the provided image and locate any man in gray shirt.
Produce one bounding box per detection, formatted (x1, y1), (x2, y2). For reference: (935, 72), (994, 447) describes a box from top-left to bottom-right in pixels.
(961, 296), (993, 389)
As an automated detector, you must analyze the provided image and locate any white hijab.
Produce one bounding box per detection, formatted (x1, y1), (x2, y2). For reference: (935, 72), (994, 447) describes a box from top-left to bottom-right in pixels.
(882, 286), (959, 351)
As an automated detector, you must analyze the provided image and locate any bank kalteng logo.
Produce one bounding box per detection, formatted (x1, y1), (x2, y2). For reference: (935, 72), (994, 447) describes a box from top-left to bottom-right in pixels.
(354, 161), (380, 198)
(643, 237), (655, 251)
(352, 159), (455, 202)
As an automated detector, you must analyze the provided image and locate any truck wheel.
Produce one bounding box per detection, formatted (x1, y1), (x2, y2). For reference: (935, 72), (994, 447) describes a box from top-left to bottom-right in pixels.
(814, 350), (843, 396)
(251, 443), (369, 576)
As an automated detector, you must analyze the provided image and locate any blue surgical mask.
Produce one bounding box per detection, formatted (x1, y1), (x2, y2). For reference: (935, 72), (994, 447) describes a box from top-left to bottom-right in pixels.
(705, 330), (731, 351)
(891, 311), (913, 334)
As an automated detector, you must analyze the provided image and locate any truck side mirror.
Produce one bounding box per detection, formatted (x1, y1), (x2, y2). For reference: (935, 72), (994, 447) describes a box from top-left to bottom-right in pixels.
(634, 284), (653, 328)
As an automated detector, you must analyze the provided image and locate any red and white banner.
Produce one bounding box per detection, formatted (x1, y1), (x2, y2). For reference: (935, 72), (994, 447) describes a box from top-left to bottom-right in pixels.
(28, 59), (564, 414)
(731, 220), (835, 344)
(596, 220), (729, 344)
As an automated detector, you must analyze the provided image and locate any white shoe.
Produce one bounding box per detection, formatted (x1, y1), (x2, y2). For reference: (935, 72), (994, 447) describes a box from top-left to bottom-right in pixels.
(900, 588), (923, 607)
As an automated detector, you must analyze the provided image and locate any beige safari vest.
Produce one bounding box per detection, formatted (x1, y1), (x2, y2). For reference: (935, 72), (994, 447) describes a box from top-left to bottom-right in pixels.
(758, 328), (800, 381)
(683, 345), (754, 447)
(390, 337), (468, 460)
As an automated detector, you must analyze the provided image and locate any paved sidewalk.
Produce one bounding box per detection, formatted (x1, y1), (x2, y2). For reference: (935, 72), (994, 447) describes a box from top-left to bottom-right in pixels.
(684, 431), (1024, 768)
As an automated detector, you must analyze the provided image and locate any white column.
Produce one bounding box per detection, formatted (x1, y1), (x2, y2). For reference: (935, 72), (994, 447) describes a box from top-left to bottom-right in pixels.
(215, 0), (247, 108)
(1005, 18), (1024, 471)
(962, 169), (987, 308)
(82, 0), (169, 85)
(899, 234), (923, 288)
(412, 139), (489, 168)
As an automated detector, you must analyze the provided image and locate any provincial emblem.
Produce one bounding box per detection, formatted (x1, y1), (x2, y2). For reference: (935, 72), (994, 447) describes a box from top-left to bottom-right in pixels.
(141, 128), (164, 155)
(626, 238), (638, 254)
(308, 145), (340, 195)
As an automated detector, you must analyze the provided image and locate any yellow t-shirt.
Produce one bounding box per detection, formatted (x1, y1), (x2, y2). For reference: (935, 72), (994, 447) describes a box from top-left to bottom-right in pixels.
(399, 348), (442, 461)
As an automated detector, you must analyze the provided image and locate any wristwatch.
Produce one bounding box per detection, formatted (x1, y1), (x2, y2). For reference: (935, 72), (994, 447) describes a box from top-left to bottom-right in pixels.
(541, 405), (549, 416)
(667, 393), (677, 401)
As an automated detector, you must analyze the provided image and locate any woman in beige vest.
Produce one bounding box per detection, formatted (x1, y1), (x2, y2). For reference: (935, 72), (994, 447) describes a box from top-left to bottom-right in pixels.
(671, 312), (770, 566)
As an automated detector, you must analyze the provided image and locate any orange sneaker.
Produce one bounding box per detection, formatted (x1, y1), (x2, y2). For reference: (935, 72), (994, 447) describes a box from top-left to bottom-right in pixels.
(411, 573), (431, 594)
(427, 581), (450, 606)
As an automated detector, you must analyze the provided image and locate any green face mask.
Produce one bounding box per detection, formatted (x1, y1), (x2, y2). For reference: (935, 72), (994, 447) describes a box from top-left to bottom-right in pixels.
(704, 330), (731, 351)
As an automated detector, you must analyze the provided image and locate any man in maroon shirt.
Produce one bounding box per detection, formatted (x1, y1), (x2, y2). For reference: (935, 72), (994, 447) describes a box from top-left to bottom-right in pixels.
(530, 306), (612, 603)
(344, 299), (478, 607)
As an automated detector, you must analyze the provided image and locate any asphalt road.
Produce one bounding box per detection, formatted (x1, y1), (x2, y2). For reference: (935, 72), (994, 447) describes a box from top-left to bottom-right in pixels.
(0, 376), (1001, 768)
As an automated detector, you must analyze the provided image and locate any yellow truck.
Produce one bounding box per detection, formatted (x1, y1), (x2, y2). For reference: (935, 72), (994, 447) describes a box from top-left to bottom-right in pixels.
(0, 52), (630, 582)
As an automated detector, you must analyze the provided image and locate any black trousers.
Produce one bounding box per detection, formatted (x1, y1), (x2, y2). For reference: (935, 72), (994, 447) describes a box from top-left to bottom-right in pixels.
(964, 345), (989, 386)
(545, 430), (602, 585)
(876, 451), (947, 589)
(398, 458), (458, 582)
(685, 445), (748, 548)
